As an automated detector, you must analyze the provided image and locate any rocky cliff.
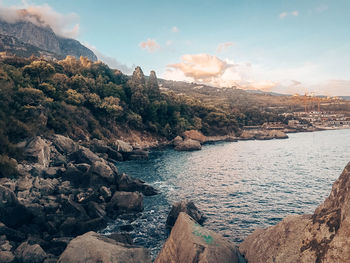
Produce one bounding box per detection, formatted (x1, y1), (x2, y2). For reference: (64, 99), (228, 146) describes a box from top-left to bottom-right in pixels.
(240, 162), (350, 263)
(0, 20), (97, 61)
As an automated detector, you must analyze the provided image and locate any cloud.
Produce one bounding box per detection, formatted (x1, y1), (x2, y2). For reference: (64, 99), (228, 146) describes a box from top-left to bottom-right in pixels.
(167, 54), (232, 81)
(216, 42), (235, 53)
(279, 10), (299, 19)
(279, 12), (288, 19)
(171, 26), (179, 33)
(139, 38), (160, 52)
(0, 3), (80, 38)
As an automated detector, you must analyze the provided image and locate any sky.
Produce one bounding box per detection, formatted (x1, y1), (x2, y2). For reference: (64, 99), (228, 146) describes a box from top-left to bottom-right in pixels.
(1, 0), (350, 96)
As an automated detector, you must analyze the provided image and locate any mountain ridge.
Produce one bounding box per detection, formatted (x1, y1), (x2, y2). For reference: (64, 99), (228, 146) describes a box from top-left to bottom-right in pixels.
(0, 19), (97, 61)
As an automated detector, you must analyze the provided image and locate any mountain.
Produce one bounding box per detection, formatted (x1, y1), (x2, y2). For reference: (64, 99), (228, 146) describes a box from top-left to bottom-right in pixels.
(0, 19), (97, 61)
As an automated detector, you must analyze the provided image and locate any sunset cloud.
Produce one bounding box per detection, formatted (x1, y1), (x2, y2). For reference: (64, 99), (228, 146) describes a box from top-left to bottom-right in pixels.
(216, 42), (235, 53)
(139, 38), (160, 52)
(0, 4), (80, 38)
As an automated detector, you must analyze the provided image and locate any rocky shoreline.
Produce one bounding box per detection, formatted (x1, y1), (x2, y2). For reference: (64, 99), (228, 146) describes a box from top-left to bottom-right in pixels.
(0, 130), (349, 262)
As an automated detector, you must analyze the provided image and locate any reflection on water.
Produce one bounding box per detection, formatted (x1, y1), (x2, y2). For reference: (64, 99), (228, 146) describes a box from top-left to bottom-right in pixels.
(104, 129), (350, 257)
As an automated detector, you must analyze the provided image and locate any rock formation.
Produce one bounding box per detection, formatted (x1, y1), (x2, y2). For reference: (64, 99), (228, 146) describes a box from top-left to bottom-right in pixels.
(240, 162), (350, 263)
(0, 20), (97, 61)
(155, 212), (240, 263)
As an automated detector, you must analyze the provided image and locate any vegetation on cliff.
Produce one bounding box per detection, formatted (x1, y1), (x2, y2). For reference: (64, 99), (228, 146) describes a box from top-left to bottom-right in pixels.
(0, 55), (284, 173)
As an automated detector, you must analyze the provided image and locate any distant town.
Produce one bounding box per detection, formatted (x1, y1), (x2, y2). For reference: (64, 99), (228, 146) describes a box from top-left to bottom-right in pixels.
(244, 111), (350, 133)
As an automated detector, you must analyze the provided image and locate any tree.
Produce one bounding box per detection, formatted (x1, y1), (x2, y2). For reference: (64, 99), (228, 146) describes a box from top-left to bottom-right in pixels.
(23, 61), (55, 84)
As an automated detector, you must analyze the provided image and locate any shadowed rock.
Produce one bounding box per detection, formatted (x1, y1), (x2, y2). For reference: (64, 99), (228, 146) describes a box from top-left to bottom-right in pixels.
(166, 200), (205, 228)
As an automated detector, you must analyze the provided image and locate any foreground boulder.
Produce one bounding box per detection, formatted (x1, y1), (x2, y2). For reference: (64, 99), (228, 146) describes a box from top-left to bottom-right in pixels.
(156, 212), (240, 263)
(166, 200), (205, 228)
(175, 139), (201, 151)
(240, 162), (350, 263)
(58, 231), (151, 263)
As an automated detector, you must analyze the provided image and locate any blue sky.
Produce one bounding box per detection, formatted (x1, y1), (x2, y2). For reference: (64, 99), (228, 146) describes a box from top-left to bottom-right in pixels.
(1, 0), (350, 95)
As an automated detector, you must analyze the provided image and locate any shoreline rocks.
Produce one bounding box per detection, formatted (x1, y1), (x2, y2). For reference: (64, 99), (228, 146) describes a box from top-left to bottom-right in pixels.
(0, 134), (158, 262)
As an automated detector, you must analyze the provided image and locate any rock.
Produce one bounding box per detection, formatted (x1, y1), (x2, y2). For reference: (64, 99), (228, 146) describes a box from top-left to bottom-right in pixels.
(106, 148), (123, 161)
(108, 233), (133, 245)
(116, 173), (158, 196)
(51, 134), (78, 155)
(15, 242), (47, 263)
(42, 167), (65, 179)
(238, 131), (255, 140)
(172, 136), (183, 146)
(183, 130), (206, 143)
(25, 137), (51, 167)
(166, 200), (205, 228)
(0, 222), (26, 241)
(239, 215), (311, 263)
(87, 201), (106, 219)
(112, 140), (133, 153)
(126, 149), (149, 160)
(16, 176), (33, 191)
(0, 186), (32, 228)
(70, 146), (101, 165)
(88, 160), (115, 184)
(267, 130), (288, 139)
(100, 186), (112, 200)
(175, 139), (202, 151)
(155, 212), (239, 263)
(0, 251), (15, 263)
(107, 191), (143, 214)
(58, 231), (151, 263)
(33, 177), (58, 195)
(239, 162), (350, 263)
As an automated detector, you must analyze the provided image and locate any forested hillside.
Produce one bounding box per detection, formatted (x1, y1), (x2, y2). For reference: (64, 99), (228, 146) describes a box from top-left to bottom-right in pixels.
(0, 55), (282, 174)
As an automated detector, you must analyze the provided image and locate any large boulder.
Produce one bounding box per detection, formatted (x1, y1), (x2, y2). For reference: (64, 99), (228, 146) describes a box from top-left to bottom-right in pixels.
(15, 242), (47, 263)
(155, 212), (240, 263)
(51, 134), (78, 155)
(58, 231), (151, 263)
(25, 137), (51, 167)
(0, 186), (32, 228)
(240, 162), (350, 263)
(107, 191), (143, 214)
(166, 200), (205, 228)
(70, 146), (101, 165)
(88, 160), (115, 184)
(175, 139), (201, 151)
(183, 130), (207, 143)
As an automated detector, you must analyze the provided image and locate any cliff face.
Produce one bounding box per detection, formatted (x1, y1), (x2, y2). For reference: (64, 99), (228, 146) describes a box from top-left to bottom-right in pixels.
(240, 162), (350, 263)
(0, 20), (97, 61)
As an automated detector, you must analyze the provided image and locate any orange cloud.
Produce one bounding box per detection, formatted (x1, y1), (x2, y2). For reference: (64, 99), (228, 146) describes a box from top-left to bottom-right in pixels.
(139, 39), (160, 52)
